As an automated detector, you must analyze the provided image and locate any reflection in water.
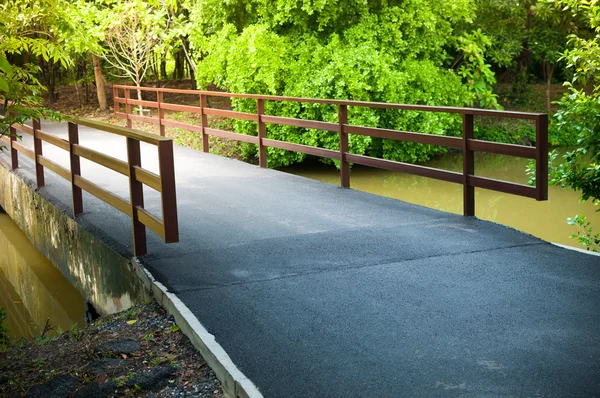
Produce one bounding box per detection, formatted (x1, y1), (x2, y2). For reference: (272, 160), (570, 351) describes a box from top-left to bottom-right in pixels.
(285, 152), (600, 248)
(0, 213), (85, 341)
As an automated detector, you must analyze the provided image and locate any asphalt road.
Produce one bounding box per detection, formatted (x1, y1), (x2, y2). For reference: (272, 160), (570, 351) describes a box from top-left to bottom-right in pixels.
(3, 120), (600, 397)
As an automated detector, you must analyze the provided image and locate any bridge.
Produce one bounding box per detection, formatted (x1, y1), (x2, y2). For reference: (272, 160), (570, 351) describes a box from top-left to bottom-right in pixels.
(1, 88), (599, 397)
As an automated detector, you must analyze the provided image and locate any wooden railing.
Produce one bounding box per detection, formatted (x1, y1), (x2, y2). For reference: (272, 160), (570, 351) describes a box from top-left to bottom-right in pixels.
(113, 85), (548, 216)
(0, 117), (178, 256)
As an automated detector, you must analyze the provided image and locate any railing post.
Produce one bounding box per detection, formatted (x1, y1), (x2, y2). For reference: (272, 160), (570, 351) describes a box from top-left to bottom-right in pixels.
(125, 89), (132, 128)
(9, 126), (18, 170)
(157, 90), (165, 137)
(127, 137), (147, 256)
(257, 98), (267, 168)
(338, 104), (350, 188)
(113, 86), (118, 116)
(158, 140), (179, 243)
(462, 113), (475, 216)
(535, 114), (549, 201)
(68, 122), (83, 217)
(32, 119), (44, 188)
(200, 94), (209, 153)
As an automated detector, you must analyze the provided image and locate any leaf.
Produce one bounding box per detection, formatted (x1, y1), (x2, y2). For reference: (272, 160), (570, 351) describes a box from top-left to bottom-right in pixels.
(0, 77), (8, 92)
(126, 319), (137, 325)
(0, 56), (11, 74)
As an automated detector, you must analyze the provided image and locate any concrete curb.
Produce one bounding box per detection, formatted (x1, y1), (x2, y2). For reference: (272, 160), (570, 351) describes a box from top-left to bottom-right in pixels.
(551, 242), (600, 257)
(130, 258), (263, 398)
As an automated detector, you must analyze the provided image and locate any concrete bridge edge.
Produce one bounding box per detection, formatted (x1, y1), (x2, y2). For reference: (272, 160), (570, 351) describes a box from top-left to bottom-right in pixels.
(0, 159), (150, 316)
(131, 257), (264, 398)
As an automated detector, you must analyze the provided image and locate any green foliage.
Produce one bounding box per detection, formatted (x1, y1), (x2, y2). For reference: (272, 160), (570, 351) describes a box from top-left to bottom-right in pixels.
(527, 0), (600, 252)
(455, 29), (502, 109)
(131, 384), (143, 394)
(0, 0), (75, 133)
(475, 119), (535, 144)
(567, 214), (600, 252)
(101, 0), (169, 84)
(464, 0), (527, 69)
(0, 55), (12, 92)
(551, 0), (600, 209)
(125, 305), (143, 320)
(68, 323), (82, 341)
(551, 88), (600, 204)
(193, 0), (473, 167)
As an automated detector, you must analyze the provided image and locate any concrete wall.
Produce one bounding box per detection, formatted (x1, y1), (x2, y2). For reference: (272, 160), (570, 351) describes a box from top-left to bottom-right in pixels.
(0, 163), (150, 316)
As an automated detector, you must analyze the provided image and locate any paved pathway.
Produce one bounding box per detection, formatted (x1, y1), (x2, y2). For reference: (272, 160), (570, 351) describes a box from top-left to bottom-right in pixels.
(2, 121), (600, 397)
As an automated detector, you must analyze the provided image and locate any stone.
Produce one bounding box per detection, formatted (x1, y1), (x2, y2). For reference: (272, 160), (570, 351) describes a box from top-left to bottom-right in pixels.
(95, 338), (140, 355)
(25, 374), (79, 398)
(72, 381), (117, 398)
(87, 358), (126, 376)
(125, 365), (177, 391)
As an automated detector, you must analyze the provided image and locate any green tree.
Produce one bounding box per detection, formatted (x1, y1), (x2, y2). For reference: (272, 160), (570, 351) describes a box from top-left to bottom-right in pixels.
(101, 0), (169, 113)
(190, 0), (474, 168)
(536, 0), (600, 252)
(0, 0), (73, 134)
(454, 29), (502, 109)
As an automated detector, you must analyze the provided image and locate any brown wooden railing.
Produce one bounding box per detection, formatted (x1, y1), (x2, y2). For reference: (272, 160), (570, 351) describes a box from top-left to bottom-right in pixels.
(113, 85), (548, 216)
(0, 117), (178, 256)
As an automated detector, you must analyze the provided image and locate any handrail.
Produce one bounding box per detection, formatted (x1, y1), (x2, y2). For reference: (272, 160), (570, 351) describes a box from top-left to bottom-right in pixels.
(73, 117), (171, 144)
(112, 85), (544, 119)
(113, 84), (548, 216)
(1, 116), (178, 256)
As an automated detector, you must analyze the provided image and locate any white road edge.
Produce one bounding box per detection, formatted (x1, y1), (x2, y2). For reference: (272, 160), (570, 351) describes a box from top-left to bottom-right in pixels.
(551, 242), (600, 257)
(131, 258), (264, 398)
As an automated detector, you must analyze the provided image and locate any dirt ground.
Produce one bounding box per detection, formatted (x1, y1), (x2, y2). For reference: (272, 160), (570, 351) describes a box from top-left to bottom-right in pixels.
(0, 303), (224, 398)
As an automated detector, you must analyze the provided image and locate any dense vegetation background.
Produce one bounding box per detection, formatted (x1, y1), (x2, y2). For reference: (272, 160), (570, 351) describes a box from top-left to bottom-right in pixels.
(0, 0), (598, 250)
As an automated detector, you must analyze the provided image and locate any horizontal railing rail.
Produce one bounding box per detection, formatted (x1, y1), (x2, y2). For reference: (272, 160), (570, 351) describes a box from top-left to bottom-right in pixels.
(113, 85), (548, 216)
(0, 116), (178, 256)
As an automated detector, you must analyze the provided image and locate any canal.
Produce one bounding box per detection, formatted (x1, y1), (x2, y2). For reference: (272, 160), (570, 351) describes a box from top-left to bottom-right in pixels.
(286, 151), (600, 249)
(0, 212), (85, 342)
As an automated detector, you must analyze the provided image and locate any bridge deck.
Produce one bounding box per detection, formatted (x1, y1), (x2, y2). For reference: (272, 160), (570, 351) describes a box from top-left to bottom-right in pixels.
(2, 121), (600, 397)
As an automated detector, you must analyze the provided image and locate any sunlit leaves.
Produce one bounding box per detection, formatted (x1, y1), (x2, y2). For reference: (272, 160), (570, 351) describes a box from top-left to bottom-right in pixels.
(193, 0), (473, 167)
(0, 0), (74, 134)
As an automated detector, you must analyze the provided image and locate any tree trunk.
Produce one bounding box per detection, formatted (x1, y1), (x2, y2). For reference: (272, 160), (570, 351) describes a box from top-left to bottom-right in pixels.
(82, 59), (89, 103)
(545, 63), (554, 114)
(136, 79), (143, 117)
(74, 71), (82, 109)
(85, 80), (90, 103)
(92, 54), (107, 111)
(513, 4), (533, 98)
(160, 50), (167, 80)
(173, 50), (185, 80)
(153, 54), (160, 88)
(189, 64), (196, 90)
(39, 56), (58, 103)
(180, 37), (197, 90)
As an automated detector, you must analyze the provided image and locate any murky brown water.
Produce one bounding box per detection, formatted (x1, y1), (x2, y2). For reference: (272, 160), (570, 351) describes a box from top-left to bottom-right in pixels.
(285, 152), (600, 249)
(0, 213), (85, 341)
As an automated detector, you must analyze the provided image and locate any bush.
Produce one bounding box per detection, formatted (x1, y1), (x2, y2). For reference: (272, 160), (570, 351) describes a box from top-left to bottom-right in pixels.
(193, 1), (474, 168)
